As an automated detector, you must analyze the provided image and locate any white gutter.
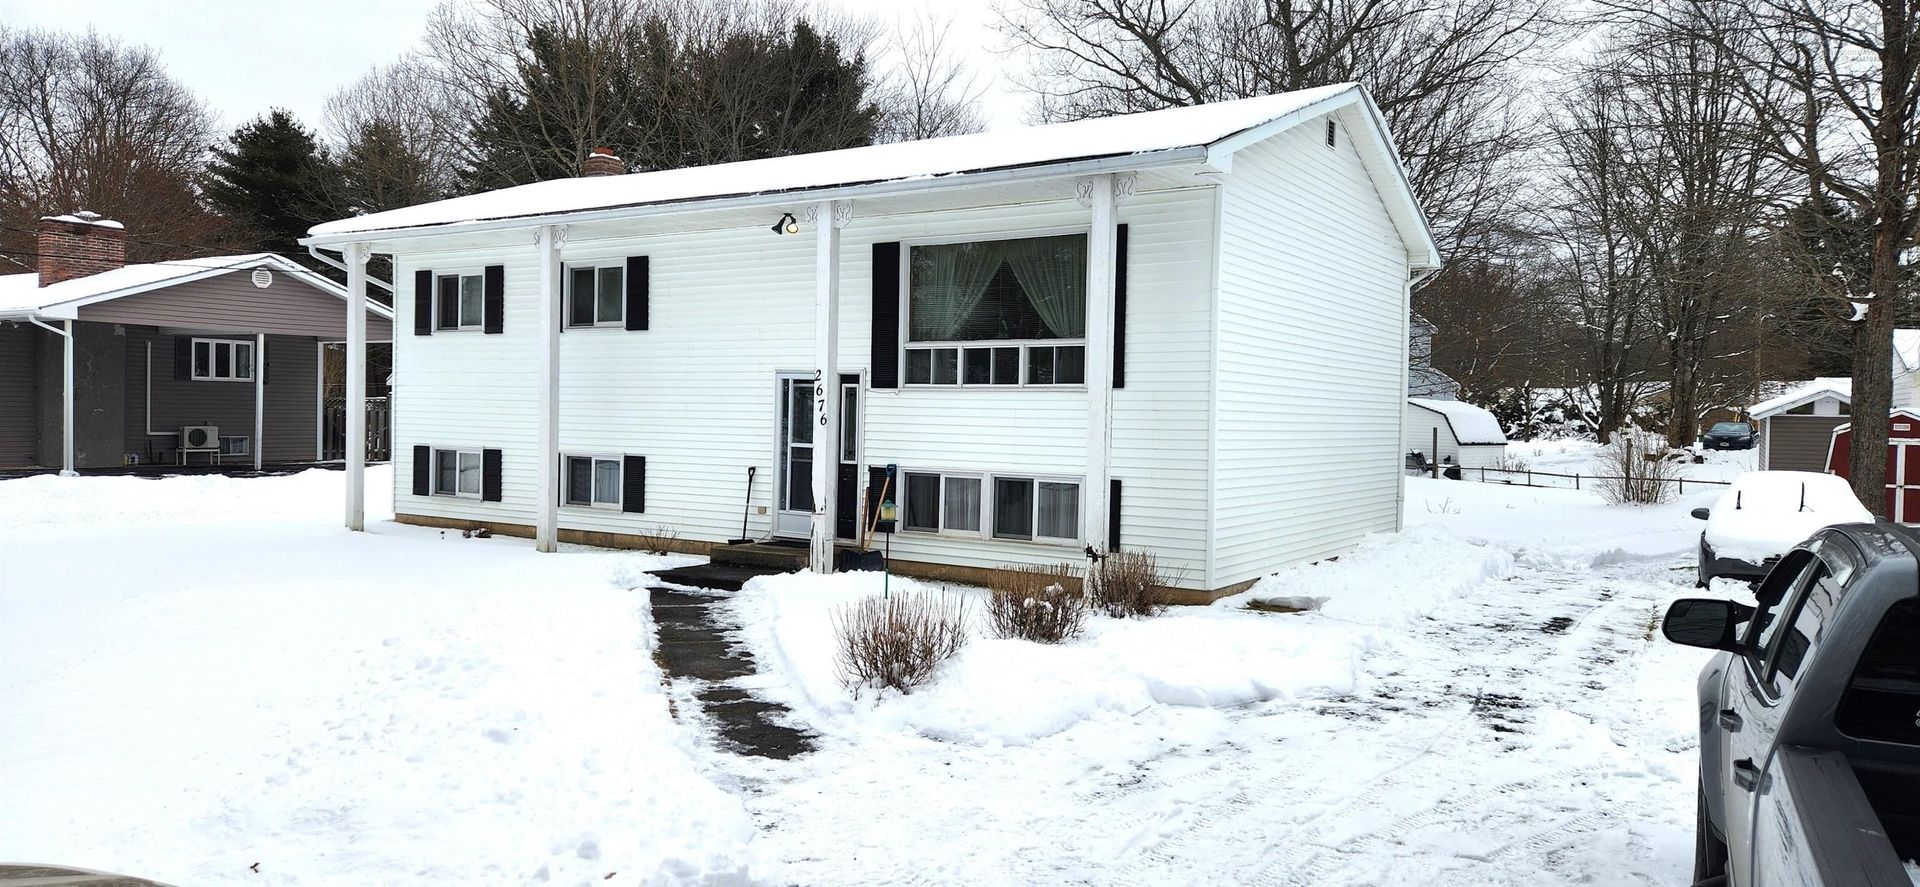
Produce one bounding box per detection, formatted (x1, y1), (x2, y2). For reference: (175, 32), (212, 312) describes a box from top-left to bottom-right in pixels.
(307, 245), (394, 293)
(299, 148), (1209, 247)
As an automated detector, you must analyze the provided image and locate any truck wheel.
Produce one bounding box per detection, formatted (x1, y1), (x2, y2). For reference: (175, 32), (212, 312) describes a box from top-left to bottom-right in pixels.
(1695, 781), (1728, 882)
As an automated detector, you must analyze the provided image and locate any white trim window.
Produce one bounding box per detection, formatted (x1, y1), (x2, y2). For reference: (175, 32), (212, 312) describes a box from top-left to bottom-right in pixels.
(567, 264), (625, 328)
(992, 476), (1081, 543)
(433, 447), (483, 497)
(191, 337), (254, 381)
(564, 454), (622, 507)
(435, 272), (485, 331)
(218, 435), (250, 457)
(905, 233), (1087, 387)
(901, 471), (984, 535)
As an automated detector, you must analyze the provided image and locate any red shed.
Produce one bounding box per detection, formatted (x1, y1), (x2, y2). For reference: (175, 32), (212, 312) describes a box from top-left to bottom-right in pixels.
(1825, 408), (1920, 520)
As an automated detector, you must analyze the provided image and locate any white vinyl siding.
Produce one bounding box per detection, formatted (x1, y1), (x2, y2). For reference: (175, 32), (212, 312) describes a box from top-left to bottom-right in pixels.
(1211, 112), (1413, 588)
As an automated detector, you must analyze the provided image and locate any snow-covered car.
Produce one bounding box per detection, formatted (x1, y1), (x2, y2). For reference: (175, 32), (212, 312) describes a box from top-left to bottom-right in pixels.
(1693, 471), (1873, 586)
(1701, 421), (1756, 450)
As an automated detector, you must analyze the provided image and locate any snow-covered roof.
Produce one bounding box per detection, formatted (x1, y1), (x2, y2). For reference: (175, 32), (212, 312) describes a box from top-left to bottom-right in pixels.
(1409, 397), (1508, 445)
(1749, 377), (1851, 419)
(305, 83), (1439, 268)
(1896, 329), (1920, 372)
(0, 253), (387, 321)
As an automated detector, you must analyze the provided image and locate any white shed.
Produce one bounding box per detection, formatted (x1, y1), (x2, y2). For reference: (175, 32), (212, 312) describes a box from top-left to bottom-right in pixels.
(1405, 398), (1508, 469)
(303, 83), (1441, 602)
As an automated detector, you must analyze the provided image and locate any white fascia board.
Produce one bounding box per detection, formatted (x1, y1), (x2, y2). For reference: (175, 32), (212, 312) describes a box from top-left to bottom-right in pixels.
(19, 255), (390, 322)
(299, 148), (1208, 249)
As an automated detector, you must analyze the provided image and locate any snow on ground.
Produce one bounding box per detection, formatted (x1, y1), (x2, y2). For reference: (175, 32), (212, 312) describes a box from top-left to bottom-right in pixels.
(1505, 437), (1756, 484)
(5, 465), (1735, 885)
(0, 468), (750, 885)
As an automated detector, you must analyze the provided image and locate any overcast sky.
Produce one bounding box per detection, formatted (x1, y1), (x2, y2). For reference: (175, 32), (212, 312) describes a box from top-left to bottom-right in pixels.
(0, 0), (1029, 138)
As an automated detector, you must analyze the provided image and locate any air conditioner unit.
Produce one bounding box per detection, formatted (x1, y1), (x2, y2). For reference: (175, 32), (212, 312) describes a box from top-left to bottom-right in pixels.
(180, 425), (219, 449)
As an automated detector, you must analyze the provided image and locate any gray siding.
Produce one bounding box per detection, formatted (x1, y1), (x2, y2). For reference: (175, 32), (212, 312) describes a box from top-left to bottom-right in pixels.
(0, 323), (41, 467)
(34, 321), (124, 468)
(1765, 415), (1847, 472)
(78, 269), (393, 340)
(123, 328), (320, 464)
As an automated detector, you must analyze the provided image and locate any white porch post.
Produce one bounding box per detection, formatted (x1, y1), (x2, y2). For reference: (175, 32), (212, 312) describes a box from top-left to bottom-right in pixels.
(535, 225), (562, 553)
(1082, 175), (1118, 551)
(344, 242), (369, 531)
(253, 332), (265, 470)
(809, 199), (849, 573)
(61, 320), (75, 476)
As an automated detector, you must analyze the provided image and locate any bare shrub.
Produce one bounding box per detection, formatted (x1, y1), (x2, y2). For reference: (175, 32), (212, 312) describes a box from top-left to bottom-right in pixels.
(832, 590), (970, 693)
(631, 524), (679, 556)
(1090, 549), (1167, 618)
(986, 564), (1087, 643)
(1594, 428), (1683, 505)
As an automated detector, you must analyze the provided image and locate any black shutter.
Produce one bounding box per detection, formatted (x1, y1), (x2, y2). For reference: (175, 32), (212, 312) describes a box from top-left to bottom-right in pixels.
(1107, 478), (1122, 551)
(482, 448), (503, 502)
(482, 265), (504, 334)
(413, 270), (433, 336)
(1113, 224), (1128, 389)
(865, 466), (889, 527)
(625, 256), (649, 331)
(173, 336), (190, 380)
(622, 455), (646, 512)
(871, 242), (901, 388)
(411, 445), (430, 496)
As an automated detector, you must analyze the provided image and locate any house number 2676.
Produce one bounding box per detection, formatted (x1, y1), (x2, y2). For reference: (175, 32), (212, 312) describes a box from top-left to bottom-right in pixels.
(815, 370), (828, 426)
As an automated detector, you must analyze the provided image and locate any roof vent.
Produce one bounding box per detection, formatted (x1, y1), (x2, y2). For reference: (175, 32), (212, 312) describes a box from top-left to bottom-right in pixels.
(251, 268), (273, 288)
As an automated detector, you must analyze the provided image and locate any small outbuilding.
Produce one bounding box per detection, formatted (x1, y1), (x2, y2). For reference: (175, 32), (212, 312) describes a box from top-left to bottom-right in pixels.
(1749, 377), (1851, 472)
(1824, 408), (1920, 521)
(1404, 397), (1508, 470)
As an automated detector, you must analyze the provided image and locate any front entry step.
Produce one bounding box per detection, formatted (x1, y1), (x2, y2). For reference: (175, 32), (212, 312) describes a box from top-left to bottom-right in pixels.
(708, 540), (811, 572)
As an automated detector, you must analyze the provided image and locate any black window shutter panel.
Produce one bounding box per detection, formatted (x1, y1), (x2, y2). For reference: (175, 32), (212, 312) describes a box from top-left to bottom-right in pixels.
(1108, 478), (1123, 551)
(622, 455), (646, 512)
(866, 466), (889, 523)
(411, 445), (430, 496)
(481, 448), (503, 502)
(482, 265), (505, 334)
(871, 242), (901, 388)
(173, 336), (190, 380)
(625, 256), (649, 331)
(413, 269), (433, 336)
(1113, 224), (1128, 389)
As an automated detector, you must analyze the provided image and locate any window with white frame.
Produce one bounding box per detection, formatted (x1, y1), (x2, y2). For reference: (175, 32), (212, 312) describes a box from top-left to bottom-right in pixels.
(564, 455), (622, 507)
(905, 233), (1087, 386)
(567, 264), (625, 328)
(218, 435), (250, 456)
(992, 476), (1080, 542)
(901, 471), (983, 534)
(433, 448), (483, 497)
(435, 272), (485, 330)
(191, 338), (254, 381)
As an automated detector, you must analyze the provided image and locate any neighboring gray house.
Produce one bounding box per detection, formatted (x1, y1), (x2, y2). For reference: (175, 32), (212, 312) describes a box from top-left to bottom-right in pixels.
(1749, 377), (1852, 473)
(1407, 312), (1459, 399)
(0, 212), (393, 472)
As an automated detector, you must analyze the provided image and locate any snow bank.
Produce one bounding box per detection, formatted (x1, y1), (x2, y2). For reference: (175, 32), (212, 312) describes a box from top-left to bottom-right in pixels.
(1906, 859), (1919, 886)
(1238, 524), (1514, 627)
(0, 469), (754, 884)
(726, 571), (1371, 746)
(1702, 471), (1872, 562)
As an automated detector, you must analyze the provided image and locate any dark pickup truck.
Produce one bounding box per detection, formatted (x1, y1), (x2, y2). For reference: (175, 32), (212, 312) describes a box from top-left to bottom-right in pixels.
(1663, 522), (1920, 887)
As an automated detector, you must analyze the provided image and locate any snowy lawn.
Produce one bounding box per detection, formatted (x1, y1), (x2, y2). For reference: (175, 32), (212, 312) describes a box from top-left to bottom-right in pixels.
(0, 468), (752, 885)
(4, 467), (1732, 885)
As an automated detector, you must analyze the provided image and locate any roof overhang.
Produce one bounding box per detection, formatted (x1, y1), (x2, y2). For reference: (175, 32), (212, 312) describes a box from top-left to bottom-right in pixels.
(1750, 383), (1852, 419)
(0, 254), (388, 323)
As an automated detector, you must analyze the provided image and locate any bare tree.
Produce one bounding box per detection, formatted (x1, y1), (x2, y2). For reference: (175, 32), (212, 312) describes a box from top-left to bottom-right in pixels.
(873, 9), (988, 142)
(996, 0), (1564, 262)
(0, 27), (234, 265)
(323, 60), (464, 214)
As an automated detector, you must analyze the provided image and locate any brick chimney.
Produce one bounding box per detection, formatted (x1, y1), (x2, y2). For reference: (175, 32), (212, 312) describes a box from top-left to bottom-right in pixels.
(37, 211), (127, 286)
(581, 146), (624, 177)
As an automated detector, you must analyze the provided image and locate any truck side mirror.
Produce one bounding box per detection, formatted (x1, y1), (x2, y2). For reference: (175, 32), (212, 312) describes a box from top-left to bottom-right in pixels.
(1663, 598), (1755, 651)
(1691, 507), (1711, 520)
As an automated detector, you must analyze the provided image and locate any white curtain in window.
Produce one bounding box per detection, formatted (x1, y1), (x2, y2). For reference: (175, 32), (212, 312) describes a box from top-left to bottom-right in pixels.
(909, 242), (1002, 341)
(1004, 235), (1087, 339)
(943, 477), (981, 531)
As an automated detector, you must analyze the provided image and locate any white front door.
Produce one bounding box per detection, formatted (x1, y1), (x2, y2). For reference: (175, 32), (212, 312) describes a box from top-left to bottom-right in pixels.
(773, 374), (815, 538)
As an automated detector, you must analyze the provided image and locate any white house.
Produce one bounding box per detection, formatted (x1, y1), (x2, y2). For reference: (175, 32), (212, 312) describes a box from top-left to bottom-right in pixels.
(301, 83), (1440, 601)
(1404, 398), (1508, 470)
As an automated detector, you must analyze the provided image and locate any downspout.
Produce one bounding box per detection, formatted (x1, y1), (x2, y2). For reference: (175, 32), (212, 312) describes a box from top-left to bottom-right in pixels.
(26, 315), (74, 475)
(308, 246), (394, 293)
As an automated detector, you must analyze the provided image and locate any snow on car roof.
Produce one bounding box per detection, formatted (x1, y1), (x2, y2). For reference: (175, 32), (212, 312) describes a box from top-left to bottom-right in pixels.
(1408, 398), (1508, 445)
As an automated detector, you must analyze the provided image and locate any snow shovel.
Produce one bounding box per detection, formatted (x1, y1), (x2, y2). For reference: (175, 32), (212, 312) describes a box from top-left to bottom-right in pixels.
(727, 466), (756, 545)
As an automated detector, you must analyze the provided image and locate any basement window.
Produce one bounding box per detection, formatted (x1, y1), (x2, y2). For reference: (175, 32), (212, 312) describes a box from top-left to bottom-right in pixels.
(992, 476), (1080, 543)
(191, 338), (254, 382)
(564, 454), (622, 507)
(434, 448), (482, 497)
(901, 471), (983, 535)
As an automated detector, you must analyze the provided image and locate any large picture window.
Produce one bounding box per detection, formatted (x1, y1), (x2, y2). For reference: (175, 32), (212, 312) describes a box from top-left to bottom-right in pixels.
(906, 233), (1087, 386)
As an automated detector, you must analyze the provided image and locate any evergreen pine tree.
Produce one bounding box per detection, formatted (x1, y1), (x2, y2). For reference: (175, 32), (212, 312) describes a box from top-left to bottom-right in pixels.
(202, 109), (339, 255)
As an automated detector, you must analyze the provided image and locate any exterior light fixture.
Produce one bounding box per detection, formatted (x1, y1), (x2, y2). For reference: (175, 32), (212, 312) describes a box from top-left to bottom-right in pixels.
(771, 212), (798, 235)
